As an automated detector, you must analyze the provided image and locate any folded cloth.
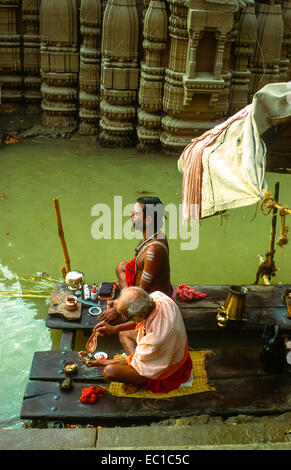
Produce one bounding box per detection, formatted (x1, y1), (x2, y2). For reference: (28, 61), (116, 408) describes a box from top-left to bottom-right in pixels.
(178, 105), (251, 223)
(176, 285), (207, 302)
(80, 386), (106, 404)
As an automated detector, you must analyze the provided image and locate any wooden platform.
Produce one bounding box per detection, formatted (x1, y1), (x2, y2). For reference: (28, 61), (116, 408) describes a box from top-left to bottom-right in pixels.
(20, 347), (291, 424)
(45, 284), (291, 333)
(20, 283), (291, 424)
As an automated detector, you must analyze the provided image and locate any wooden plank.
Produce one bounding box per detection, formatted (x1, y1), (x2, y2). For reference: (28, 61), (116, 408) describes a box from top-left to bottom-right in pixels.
(48, 284), (82, 321)
(182, 306), (291, 331)
(20, 374), (291, 422)
(29, 350), (120, 382)
(175, 285), (291, 308)
(45, 284), (291, 332)
(205, 348), (266, 378)
(29, 348), (267, 383)
(60, 330), (76, 351)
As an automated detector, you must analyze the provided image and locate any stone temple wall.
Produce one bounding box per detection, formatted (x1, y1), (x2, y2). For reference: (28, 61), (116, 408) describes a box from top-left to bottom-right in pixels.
(0, 0), (290, 154)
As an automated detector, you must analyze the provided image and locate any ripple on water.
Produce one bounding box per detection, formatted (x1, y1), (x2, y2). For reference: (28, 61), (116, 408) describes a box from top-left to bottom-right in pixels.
(0, 265), (52, 424)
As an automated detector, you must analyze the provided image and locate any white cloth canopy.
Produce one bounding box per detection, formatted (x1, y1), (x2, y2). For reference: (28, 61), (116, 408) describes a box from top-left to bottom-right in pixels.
(178, 82), (291, 221)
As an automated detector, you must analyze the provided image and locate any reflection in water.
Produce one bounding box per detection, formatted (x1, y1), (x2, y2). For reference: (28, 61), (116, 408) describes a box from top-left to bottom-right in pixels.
(0, 137), (290, 427)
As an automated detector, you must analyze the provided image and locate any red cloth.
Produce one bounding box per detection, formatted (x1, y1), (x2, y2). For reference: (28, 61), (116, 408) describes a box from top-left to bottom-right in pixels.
(176, 285), (207, 302)
(144, 353), (193, 394)
(125, 257), (136, 287)
(80, 386), (106, 404)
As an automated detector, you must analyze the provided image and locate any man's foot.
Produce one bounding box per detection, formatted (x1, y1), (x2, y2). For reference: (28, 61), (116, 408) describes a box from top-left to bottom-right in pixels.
(122, 383), (139, 394)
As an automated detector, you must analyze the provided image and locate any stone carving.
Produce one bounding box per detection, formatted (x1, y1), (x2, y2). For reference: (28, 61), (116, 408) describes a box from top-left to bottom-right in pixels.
(22, 0), (41, 113)
(100, 0), (139, 146)
(79, 0), (102, 136)
(229, 0), (257, 113)
(160, 0), (189, 152)
(39, 0), (79, 129)
(0, 0), (290, 154)
(249, 1), (284, 96)
(0, 0), (22, 113)
(281, 0), (291, 82)
(137, 0), (168, 152)
(161, 0), (239, 154)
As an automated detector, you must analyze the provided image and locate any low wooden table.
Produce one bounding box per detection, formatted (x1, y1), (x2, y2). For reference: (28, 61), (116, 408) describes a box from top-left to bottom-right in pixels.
(46, 284), (291, 333)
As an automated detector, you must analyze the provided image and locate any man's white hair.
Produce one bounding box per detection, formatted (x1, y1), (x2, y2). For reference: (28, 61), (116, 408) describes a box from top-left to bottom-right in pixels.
(116, 286), (154, 317)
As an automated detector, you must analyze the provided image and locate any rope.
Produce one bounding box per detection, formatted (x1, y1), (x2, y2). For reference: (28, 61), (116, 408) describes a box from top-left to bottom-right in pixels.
(276, 208), (289, 247)
(261, 190), (291, 216)
(260, 195), (273, 216)
(260, 191), (290, 249)
(255, 250), (277, 285)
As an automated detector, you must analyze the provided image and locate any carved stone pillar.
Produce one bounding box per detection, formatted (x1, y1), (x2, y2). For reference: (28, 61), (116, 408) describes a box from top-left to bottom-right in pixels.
(0, 0), (23, 113)
(281, 0), (291, 81)
(137, 0), (168, 152)
(100, 0), (139, 147)
(250, 2), (284, 96)
(39, 0), (79, 129)
(229, 0), (257, 113)
(22, 0), (41, 113)
(161, 0), (238, 154)
(160, 0), (188, 152)
(79, 0), (102, 136)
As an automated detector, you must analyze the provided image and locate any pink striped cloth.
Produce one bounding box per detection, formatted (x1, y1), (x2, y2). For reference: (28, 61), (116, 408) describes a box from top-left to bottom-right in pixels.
(179, 105), (251, 224)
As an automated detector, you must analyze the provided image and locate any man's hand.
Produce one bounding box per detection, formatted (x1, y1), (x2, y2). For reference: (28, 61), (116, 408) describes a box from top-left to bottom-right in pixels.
(100, 305), (120, 323)
(94, 320), (117, 336)
(78, 351), (104, 367)
(78, 350), (127, 367)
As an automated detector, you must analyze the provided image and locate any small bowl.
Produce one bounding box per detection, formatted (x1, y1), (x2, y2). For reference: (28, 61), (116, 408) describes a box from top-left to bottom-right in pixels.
(59, 377), (73, 392)
(94, 351), (108, 360)
(64, 361), (78, 376)
(65, 295), (78, 311)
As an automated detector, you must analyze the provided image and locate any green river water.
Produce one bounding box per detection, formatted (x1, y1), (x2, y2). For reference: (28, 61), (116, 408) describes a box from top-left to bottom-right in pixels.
(0, 134), (291, 427)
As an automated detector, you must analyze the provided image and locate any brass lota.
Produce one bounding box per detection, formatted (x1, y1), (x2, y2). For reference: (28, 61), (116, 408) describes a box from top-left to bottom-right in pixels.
(217, 285), (248, 328)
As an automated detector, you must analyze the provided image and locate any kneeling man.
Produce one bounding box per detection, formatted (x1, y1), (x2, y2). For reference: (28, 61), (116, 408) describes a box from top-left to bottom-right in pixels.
(78, 287), (192, 394)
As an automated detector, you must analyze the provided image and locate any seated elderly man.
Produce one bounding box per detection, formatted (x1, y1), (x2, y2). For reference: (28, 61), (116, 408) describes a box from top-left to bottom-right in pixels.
(78, 287), (192, 394)
(100, 196), (173, 324)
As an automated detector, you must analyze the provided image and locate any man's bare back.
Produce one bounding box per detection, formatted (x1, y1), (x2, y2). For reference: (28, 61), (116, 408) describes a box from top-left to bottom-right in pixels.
(134, 234), (172, 297)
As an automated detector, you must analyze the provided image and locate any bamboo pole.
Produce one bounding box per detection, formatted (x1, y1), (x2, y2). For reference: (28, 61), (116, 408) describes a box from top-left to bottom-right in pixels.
(53, 197), (71, 275)
(255, 183), (280, 285)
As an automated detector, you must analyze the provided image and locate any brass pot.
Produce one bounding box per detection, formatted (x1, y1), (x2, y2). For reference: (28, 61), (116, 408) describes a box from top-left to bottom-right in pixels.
(217, 285), (248, 327)
(224, 285), (248, 321)
(65, 270), (84, 291)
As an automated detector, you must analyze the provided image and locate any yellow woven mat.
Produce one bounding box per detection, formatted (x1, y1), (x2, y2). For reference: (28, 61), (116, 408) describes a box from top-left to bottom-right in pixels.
(109, 350), (215, 399)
